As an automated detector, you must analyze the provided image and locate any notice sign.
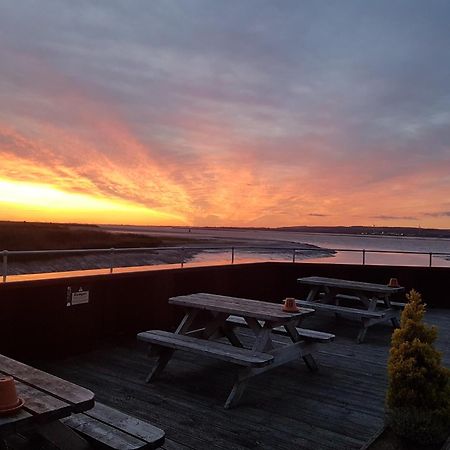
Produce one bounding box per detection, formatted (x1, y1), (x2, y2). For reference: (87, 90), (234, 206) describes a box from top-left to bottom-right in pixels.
(71, 288), (90, 305)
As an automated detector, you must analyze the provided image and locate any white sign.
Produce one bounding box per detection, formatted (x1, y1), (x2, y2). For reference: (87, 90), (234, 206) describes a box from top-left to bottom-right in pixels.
(71, 289), (89, 305)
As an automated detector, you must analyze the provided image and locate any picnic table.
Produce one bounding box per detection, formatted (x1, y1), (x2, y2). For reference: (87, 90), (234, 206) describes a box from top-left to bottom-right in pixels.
(0, 354), (94, 449)
(297, 276), (405, 343)
(138, 293), (331, 408)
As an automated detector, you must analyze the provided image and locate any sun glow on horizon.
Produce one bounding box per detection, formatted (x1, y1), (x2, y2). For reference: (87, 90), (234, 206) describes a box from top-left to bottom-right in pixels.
(0, 178), (186, 226)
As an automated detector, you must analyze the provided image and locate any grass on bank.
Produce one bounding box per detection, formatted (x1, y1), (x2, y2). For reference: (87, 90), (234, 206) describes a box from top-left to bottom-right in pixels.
(0, 222), (193, 262)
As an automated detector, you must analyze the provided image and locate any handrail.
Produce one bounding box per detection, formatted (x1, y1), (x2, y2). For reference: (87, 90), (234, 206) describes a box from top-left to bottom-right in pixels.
(1, 245), (450, 282)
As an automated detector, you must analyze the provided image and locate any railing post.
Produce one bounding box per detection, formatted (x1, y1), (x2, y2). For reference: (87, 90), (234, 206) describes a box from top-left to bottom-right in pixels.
(292, 249), (296, 263)
(181, 247), (185, 268)
(231, 247), (235, 264)
(362, 249), (366, 265)
(109, 248), (115, 274)
(429, 252), (432, 267)
(2, 250), (8, 282)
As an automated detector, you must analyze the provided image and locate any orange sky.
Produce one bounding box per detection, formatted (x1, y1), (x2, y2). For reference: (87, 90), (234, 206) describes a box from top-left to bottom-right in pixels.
(1, 2), (449, 228)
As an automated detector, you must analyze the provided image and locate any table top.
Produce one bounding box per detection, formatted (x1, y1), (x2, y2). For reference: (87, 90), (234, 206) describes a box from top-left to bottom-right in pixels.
(169, 293), (314, 322)
(297, 276), (404, 295)
(0, 354), (95, 436)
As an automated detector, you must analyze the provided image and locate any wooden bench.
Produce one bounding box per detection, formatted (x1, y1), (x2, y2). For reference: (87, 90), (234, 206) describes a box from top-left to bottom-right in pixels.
(137, 330), (274, 368)
(62, 402), (165, 450)
(296, 300), (385, 319)
(225, 315), (335, 343)
(376, 299), (406, 308)
(320, 293), (406, 308)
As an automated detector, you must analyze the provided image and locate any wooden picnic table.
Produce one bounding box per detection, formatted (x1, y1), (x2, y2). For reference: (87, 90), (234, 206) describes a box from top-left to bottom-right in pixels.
(297, 276), (405, 343)
(138, 293), (319, 408)
(0, 354), (95, 449)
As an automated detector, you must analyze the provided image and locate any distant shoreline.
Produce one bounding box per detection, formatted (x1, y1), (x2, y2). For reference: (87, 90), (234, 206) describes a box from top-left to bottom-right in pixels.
(3, 220), (450, 239)
(0, 221), (333, 275)
(2, 221), (449, 275)
(103, 223), (450, 239)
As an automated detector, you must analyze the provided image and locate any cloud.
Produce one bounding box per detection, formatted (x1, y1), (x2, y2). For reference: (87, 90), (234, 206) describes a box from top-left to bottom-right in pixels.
(424, 211), (450, 218)
(0, 1), (449, 227)
(371, 215), (419, 221)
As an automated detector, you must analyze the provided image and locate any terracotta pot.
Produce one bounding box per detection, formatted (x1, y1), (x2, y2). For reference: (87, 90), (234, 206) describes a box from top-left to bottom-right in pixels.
(0, 376), (21, 411)
(282, 297), (299, 313)
(388, 278), (400, 288)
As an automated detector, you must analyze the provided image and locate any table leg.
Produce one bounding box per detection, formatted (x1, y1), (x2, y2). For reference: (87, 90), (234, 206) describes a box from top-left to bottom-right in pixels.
(381, 295), (401, 328)
(175, 310), (199, 334)
(302, 354), (318, 371)
(246, 318), (273, 352)
(357, 322), (369, 344)
(36, 420), (91, 450)
(221, 324), (244, 348)
(306, 286), (320, 302)
(202, 313), (230, 339)
(284, 322), (318, 372)
(224, 320), (274, 408)
(357, 293), (371, 309)
(145, 310), (199, 382)
(355, 295), (376, 343)
(224, 370), (250, 409)
(146, 348), (174, 383)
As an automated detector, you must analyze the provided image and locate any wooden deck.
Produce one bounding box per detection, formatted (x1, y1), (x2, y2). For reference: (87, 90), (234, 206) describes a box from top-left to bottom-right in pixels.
(37, 308), (450, 450)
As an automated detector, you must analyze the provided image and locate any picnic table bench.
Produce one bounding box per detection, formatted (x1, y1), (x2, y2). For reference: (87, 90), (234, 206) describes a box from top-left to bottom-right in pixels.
(63, 402), (165, 450)
(225, 315), (335, 343)
(0, 354), (165, 450)
(0, 353), (94, 450)
(138, 293), (329, 408)
(297, 276), (405, 343)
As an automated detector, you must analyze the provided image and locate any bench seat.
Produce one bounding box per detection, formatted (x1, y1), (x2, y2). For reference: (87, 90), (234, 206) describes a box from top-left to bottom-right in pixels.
(296, 300), (385, 319)
(320, 293), (405, 308)
(137, 330), (274, 368)
(62, 402), (165, 450)
(376, 299), (406, 308)
(226, 315), (335, 343)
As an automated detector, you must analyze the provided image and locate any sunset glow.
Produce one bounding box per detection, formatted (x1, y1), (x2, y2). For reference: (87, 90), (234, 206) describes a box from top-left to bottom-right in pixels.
(0, 178), (186, 225)
(1, 1), (449, 228)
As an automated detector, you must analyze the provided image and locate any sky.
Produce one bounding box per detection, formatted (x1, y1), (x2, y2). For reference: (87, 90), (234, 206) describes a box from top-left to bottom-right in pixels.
(1, 0), (449, 228)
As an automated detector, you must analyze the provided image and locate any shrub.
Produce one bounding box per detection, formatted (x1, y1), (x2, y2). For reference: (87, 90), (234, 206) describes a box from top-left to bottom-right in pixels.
(386, 289), (450, 446)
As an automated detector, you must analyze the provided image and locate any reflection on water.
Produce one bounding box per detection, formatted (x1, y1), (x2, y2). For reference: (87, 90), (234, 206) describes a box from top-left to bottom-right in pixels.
(100, 226), (450, 267)
(4, 230), (450, 283)
(189, 245), (450, 267)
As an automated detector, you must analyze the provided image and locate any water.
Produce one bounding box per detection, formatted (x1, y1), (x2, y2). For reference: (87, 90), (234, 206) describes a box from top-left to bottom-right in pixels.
(105, 226), (450, 267)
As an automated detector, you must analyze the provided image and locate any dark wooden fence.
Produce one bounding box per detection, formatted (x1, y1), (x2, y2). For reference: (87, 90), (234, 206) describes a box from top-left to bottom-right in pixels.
(0, 262), (448, 360)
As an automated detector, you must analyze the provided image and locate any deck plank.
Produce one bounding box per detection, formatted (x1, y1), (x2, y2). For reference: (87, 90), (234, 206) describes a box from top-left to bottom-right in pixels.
(37, 308), (449, 450)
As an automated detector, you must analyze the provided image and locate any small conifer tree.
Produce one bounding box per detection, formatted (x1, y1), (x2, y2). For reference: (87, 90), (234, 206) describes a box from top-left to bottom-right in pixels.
(386, 289), (450, 446)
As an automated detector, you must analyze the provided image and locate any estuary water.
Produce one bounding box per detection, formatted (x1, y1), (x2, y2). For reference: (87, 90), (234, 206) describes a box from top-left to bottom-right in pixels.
(106, 226), (450, 267)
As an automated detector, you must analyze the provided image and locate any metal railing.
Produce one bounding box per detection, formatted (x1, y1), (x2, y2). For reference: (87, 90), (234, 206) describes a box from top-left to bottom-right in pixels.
(2, 246), (450, 282)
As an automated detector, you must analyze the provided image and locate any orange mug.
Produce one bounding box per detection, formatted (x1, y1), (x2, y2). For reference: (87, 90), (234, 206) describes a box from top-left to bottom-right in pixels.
(0, 376), (21, 411)
(388, 278), (400, 288)
(282, 297), (299, 313)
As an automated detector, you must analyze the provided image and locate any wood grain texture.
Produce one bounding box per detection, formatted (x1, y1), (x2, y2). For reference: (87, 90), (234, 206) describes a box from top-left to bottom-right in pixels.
(63, 402), (165, 449)
(226, 315), (335, 342)
(137, 330), (273, 367)
(0, 354), (94, 410)
(169, 293), (314, 322)
(295, 300), (385, 318)
(0, 354), (95, 437)
(39, 309), (450, 450)
(297, 276), (404, 295)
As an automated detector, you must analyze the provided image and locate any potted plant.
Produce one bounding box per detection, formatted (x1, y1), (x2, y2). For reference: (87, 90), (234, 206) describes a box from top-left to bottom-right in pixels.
(363, 289), (450, 449)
